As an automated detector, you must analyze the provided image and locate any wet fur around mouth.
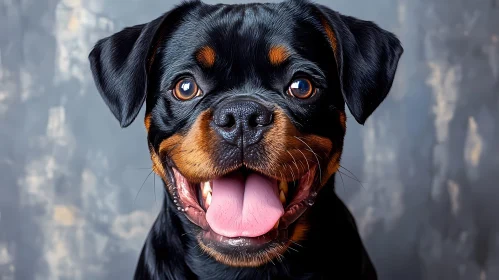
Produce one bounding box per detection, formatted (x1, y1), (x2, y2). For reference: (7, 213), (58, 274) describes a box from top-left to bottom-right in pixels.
(88, 0), (403, 279)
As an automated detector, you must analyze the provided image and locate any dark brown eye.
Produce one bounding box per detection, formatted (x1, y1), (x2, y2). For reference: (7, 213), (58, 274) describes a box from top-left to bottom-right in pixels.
(173, 78), (200, 100)
(287, 78), (315, 99)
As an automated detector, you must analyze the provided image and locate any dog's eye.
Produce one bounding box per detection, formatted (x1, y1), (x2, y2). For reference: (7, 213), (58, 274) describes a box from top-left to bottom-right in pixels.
(173, 78), (201, 100)
(287, 78), (315, 99)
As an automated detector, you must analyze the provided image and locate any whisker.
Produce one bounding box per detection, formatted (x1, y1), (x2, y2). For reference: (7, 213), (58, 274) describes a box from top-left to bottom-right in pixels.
(298, 149), (311, 172)
(294, 136), (322, 184)
(287, 246), (299, 253)
(287, 151), (302, 174)
(285, 162), (295, 182)
(126, 167), (153, 170)
(337, 168), (346, 193)
(193, 244), (206, 258)
(153, 173), (157, 208)
(335, 170), (359, 182)
(337, 169), (364, 187)
(340, 171), (365, 190)
(276, 252), (284, 263)
(289, 240), (303, 248)
(181, 230), (196, 237)
(339, 165), (362, 182)
(134, 169), (155, 205)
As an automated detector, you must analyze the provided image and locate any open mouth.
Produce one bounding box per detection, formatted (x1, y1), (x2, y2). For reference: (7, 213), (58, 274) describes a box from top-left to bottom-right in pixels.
(170, 165), (318, 253)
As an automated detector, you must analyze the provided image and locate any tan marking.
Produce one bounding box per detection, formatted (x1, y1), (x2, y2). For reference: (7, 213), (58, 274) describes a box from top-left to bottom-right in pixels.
(144, 114), (152, 132)
(153, 107), (347, 267)
(290, 215), (309, 243)
(196, 46), (216, 68)
(149, 146), (167, 181)
(155, 108), (342, 184)
(321, 17), (338, 58)
(159, 110), (219, 182)
(339, 111), (346, 130)
(261, 109), (333, 181)
(323, 150), (342, 185)
(268, 45), (290, 66)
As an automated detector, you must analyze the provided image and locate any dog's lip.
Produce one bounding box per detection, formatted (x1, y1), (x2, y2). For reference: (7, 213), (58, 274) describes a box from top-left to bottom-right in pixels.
(170, 168), (210, 230)
(199, 227), (285, 254)
(170, 165), (318, 238)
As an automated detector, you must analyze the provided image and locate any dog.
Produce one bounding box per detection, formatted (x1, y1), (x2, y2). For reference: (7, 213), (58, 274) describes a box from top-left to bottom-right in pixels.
(88, 0), (403, 278)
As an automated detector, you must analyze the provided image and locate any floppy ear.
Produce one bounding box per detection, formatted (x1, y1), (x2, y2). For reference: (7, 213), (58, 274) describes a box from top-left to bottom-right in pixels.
(88, 2), (198, 128)
(314, 5), (403, 124)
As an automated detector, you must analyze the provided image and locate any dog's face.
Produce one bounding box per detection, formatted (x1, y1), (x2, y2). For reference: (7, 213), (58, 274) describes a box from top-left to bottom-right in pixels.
(89, 0), (402, 267)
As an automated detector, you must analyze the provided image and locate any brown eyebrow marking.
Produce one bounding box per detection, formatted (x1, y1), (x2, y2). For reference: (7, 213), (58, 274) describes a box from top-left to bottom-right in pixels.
(196, 46), (216, 68)
(268, 45), (290, 66)
(144, 113), (152, 132)
(320, 17), (338, 57)
(339, 111), (346, 130)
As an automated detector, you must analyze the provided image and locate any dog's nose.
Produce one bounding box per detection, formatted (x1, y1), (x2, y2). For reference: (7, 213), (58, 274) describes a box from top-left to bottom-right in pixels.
(213, 99), (273, 147)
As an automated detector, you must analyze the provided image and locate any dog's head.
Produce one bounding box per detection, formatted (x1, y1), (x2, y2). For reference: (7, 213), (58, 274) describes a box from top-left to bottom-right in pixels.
(89, 0), (402, 267)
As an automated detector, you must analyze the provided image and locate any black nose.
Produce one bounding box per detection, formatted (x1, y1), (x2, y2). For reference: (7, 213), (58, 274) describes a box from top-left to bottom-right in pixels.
(212, 99), (273, 147)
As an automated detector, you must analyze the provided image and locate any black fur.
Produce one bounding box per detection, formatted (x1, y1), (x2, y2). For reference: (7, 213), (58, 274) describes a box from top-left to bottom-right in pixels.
(88, 0), (403, 279)
(315, 4), (404, 124)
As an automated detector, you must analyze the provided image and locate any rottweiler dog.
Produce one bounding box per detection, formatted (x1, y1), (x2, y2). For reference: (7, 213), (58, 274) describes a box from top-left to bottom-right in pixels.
(88, 0), (403, 278)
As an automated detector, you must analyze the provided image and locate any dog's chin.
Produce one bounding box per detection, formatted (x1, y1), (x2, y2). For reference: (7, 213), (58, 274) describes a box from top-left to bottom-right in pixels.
(167, 165), (318, 267)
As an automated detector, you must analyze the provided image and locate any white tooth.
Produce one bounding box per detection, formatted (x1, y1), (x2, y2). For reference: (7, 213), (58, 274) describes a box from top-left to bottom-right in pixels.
(273, 220), (279, 230)
(279, 190), (286, 205)
(279, 181), (288, 196)
(206, 192), (212, 208)
(202, 181), (212, 198)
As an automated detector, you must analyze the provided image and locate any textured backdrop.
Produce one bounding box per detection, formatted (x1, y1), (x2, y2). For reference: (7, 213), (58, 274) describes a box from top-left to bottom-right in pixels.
(1, 0), (498, 279)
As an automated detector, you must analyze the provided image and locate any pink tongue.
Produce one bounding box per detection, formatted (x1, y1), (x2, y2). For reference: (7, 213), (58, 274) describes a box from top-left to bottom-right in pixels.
(206, 172), (284, 238)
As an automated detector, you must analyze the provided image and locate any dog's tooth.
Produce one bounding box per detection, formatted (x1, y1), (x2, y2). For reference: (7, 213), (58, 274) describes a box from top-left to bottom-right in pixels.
(201, 181), (211, 197)
(273, 220), (279, 230)
(279, 190), (286, 205)
(205, 192), (212, 208)
(279, 181), (288, 196)
(201, 181), (212, 209)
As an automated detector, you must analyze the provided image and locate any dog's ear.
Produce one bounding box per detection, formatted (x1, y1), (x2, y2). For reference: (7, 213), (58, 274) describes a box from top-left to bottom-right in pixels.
(88, 2), (198, 128)
(314, 4), (403, 124)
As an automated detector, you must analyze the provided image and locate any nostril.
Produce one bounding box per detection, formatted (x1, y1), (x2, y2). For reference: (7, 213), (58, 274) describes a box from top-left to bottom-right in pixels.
(248, 114), (258, 128)
(251, 111), (273, 127)
(216, 112), (236, 128)
(214, 100), (273, 134)
(225, 114), (236, 128)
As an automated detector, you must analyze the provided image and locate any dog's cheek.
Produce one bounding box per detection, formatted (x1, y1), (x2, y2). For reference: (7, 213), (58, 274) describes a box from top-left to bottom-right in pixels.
(261, 109), (334, 180)
(320, 110), (346, 185)
(158, 110), (220, 182)
(148, 143), (168, 182)
(144, 114), (169, 181)
(323, 150), (342, 185)
(263, 110), (346, 185)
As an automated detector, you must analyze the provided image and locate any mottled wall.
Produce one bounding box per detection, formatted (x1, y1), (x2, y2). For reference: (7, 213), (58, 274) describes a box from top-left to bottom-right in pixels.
(0, 0), (498, 279)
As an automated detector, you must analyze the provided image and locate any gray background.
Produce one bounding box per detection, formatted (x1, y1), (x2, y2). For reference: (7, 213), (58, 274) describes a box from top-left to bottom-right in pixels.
(1, 0), (498, 279)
